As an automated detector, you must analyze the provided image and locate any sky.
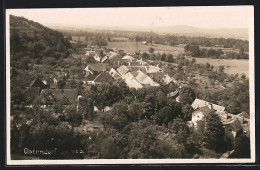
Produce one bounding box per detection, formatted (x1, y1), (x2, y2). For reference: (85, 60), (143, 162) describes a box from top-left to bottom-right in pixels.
(7, 6), (253, 29)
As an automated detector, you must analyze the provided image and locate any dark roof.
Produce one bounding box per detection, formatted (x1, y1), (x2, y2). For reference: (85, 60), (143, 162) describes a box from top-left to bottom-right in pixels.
(237, 111), (250, 119)
(86, 74), (98, 81)
(148, 72), (165, 82)
(130, 61), (142, 66)
(94, 72), (114, 83)
(129, 66), (147, 73)
(88, 63), (107, 72)
(24, 87), (41, 99)
(28, 77), (45, 89)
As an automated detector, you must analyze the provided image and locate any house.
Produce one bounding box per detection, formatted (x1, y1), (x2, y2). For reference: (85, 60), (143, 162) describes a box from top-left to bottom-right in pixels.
(134, 70), (160, 87)
(191, 106), (213, 127)
(93, 53), (102, 62)
(122, 55), (135, 62)
(122, 73), (143, 90)
(109, 68), (121, 79)
(163, 74), (178, 85)
(107, 51), (118, 59)
(117, 65), (130, 76)
(85, 72), (114, 84)
(190, 99), (244, 145)
(224, 119), (242, 145)
(85, 63), (107, 76)
(236, 111), (250, 124)
(148, 72), (165, 84)
(146, 65), (161, 73)
(27, 77), (46, 89)
(23, 87), (41, 102)
(191, 98), (226, 113)
(94, 72), (114, 84)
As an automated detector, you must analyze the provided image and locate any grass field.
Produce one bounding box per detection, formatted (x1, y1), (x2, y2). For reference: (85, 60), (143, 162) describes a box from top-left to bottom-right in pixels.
(107, 41), (185, 55)
(186, 56), (249, 77)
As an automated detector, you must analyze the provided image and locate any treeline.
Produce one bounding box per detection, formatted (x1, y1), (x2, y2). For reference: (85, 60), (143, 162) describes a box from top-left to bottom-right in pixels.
(10, 15), (72, 64)
(129, 34), (248, 52)
(184, 44), (249, 59)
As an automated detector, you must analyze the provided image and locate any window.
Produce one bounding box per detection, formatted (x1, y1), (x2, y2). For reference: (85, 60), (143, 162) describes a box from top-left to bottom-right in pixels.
(229, 129), (232, 132)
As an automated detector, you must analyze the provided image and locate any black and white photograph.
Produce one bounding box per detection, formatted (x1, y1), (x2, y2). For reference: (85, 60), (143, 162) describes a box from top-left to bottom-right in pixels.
(5, 6), (255, 164)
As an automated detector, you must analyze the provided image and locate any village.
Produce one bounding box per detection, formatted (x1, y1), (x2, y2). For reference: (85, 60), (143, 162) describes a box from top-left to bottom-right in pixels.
(9, 14), (250, 160)
(15, 42), (250, 159)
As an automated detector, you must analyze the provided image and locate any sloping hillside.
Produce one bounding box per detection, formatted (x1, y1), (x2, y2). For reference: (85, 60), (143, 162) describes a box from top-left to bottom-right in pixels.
(10, 15), (72, 62)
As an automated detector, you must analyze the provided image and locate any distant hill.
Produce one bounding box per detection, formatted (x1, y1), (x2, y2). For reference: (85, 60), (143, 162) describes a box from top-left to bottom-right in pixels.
(50, 24), (248, 40)
(10, 15), (72, 62)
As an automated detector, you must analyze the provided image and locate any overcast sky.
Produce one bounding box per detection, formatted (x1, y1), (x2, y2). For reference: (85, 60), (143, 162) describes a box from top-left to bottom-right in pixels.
(7, 6), (253, 29)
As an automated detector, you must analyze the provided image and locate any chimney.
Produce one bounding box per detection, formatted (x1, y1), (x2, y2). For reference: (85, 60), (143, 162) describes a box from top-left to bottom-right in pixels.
(210, 103), (213, 110)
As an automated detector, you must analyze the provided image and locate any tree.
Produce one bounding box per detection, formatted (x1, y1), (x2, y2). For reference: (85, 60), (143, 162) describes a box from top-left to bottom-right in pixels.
(57, 79), (66, 89)
(149, 48), (155, 53)
(127, 120), (158, 158)
(195, 112), (225, 151)
(231, 134), (250, 158)
(179, 87), (196, 104)
(181, 103), (194, 121)
(168, 118), (190, 143)
(110, 101), (129, 129)
(156, 106), (175, 126)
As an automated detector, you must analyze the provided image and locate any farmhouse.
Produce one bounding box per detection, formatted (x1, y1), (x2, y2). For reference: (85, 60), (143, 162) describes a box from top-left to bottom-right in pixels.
(190, 98), (245, 145)
(85, 72), (114, 84)
(191, 98), (225, 113)
(122, 55), (135, 62)
(117, 65), (130, 76)
(109, 68), (121, 79)
(85, 63), (107, 76)
(134, 70), (160, 87)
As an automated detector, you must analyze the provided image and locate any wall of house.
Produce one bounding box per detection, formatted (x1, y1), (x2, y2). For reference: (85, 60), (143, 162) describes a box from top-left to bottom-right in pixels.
(224, 125), (237, 145)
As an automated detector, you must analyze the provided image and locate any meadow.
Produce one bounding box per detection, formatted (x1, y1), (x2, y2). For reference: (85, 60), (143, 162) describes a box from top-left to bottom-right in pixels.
(186, 56), (249, 77)
(107, 41), (185, 55)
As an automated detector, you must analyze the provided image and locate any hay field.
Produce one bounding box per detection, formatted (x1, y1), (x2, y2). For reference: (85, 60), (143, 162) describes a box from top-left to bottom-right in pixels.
(187, 56), (249, 77)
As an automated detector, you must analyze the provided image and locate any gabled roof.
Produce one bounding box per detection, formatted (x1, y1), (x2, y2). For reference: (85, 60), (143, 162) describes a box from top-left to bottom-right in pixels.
(225, 118), (242, 132)
(101, 56), (108, 63)
(28, 77), (45, 89)
(146, 65), (161, 73)
(108, 51), (118, 59)
(24, 87), (41, 99)
(109, 68), (120, 78)
(123, 76), (143, 89)
(86, 74), (98, 81)
(193, 105), (213, 116)
(88, 63), (107, 72)
(148, 72), (165, 83)
(129, 66), (147, 73)
(237, 111), (250, 119)
(122, 55), (135, 61)
(117, 65), (129, 76)
(130, 61), (142, 66)
(94, 72), (114, 83)
(191, 98), (225, 113)
(135, 70), (160, 87)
